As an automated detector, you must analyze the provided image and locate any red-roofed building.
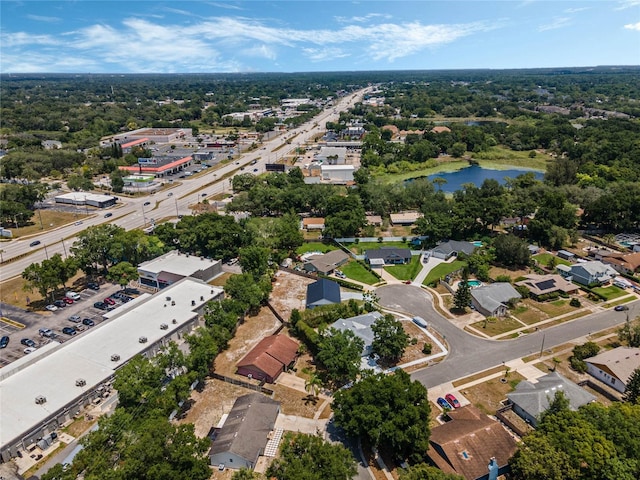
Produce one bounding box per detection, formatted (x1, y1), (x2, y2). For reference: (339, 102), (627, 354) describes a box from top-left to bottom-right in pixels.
(118, 155), (193, 178)
(236, 335), (299, 383)
(120, 137), (149, 153)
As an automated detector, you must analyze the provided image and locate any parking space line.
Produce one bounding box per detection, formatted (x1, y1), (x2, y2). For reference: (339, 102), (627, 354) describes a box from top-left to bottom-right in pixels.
(0, 317), (26, 329)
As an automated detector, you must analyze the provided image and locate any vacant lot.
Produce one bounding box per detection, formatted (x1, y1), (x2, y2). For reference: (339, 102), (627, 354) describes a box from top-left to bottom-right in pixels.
(344, 241), (409, 255)
(461, 372), (525, 415)
(0, 270), (88, 311)
(9, 210), (90, 238)
(469, 316), (525, 337)
(270, 270), (314, 321)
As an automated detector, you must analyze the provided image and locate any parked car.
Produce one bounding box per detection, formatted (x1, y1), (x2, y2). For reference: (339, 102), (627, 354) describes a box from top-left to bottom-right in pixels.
(144, 201), (151, 206)
(68, 315), (81, 323)
(45, 304), (58, 312)
(24, 347), (37, 354)
(445, 393), (461, 409)
(53, 299), (67, 308)
(93, 301), (108, 310)
(437, 397), (453, 410)
(0, 336), (9, 349)
(614, 305), (629, 311)
(62, 327), (77, 336)
(39, 328), (55, 338)
(21, 338), (37, 348)
(123, 287), (140, 295)
(62, 297), (74, 304)
(104, 212), (113, 218)
(66, 291), (81, 301)
(167, 192), (173, 197)
(87, 282), (100, 290)
(82, 318), (95, 326)
(75, 324), (87, 332)
(29, 240), (41, 247)
(412, 316), (428, 328)
(103, 297), (116, 305)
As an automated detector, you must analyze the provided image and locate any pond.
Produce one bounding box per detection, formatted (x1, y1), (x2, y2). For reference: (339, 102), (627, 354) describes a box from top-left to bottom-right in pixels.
(410, 164), (544, 193)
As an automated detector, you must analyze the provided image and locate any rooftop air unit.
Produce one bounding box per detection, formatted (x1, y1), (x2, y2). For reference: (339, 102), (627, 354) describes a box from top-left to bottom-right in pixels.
(111, 354), (120, 362)
(139, 336), (148, 343)
(35, 395), (47, 405)
(75, 379), (86, 387)
(160, 323), (168, 330)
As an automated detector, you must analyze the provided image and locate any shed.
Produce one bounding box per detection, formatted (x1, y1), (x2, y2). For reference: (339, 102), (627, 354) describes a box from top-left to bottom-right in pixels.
(557, 250), (575, 261)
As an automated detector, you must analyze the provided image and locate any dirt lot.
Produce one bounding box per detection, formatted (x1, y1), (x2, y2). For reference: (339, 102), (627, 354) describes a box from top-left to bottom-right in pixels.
(270, 270), (314, 321)
(399, 320), (444, 365)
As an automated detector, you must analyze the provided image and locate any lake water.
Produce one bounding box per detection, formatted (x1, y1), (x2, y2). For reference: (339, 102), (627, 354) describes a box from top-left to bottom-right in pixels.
(411, 164), (544, 193)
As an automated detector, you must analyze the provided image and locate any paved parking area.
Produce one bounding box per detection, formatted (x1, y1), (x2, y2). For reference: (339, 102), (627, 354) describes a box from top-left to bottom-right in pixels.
(0, 283), (137, 367)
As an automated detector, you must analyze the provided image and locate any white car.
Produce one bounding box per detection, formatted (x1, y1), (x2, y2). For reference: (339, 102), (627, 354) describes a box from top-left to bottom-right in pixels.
(66, 291), (81, 301)
(45, 304), (58, 312)
(24, 347), (37, 354)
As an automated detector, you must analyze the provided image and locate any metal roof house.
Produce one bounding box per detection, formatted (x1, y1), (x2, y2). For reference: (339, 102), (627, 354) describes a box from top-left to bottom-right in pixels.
(470, 283), (521, 317)
(209, 393), (280, 470)
(585, 347), (640, 393)
(306, 278), (341, 309)
(507, 372), (595, 427)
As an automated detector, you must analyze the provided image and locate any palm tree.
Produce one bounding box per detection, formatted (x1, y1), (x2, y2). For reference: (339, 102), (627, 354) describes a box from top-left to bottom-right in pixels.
(305, 372), (322, 399)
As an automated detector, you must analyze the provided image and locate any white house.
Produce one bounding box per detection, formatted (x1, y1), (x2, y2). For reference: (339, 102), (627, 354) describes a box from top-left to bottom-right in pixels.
(585, 347), (640, 393)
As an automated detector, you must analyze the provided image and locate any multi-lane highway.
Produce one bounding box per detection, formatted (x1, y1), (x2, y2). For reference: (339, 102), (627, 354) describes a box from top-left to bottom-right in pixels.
(0, 88), (371, 281)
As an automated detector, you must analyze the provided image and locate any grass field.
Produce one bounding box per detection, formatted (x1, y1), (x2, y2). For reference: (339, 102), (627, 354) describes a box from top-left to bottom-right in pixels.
(423, 260), (466, 285)
(340, 260), (380, 285)
(592, 285), (627, 301)
(0, 270), (87, 310)
(296, 242), (338, 255)
(345, 241), (409, 255)
(384, 255), (422, 281)
(470, 316), (525, 337)
(532, 253), (571, 267)
(9, 210), (90, 238)
(471, 146), (550, 171)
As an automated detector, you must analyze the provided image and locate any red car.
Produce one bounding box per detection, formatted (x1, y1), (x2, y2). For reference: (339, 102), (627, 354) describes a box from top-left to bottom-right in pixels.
(103, 297), (116, 305)
(63, 297), (74, 304)
(445, 393), (461, 409)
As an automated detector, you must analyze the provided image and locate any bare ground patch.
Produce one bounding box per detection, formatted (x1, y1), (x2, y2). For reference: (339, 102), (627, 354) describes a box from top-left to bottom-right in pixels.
(271, 383), (324, 418)
(399, 321), (443, 364)
(270, 270), (314, 321)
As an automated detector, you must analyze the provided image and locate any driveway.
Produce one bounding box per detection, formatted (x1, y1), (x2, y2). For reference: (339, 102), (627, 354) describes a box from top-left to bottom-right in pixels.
(375, 284), (639, 388)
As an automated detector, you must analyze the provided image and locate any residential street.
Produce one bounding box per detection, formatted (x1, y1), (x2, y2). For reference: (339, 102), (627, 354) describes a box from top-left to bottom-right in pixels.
(375, 284), (639, 388)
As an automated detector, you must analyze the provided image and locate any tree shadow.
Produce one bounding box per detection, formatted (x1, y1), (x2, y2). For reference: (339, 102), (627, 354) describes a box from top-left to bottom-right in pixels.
(303, 394), (319, 406)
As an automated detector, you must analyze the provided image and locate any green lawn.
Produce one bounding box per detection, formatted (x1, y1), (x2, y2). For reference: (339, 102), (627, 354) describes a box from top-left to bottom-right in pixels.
(423, 260), (466, 285)
(385, 255), (421, 281)
(343, 241), (410, 255)
(591, 285), (627, 301)
(340, 261), (380, 285)
(532, 253), (571, 267)
(296, 242), (338, 255)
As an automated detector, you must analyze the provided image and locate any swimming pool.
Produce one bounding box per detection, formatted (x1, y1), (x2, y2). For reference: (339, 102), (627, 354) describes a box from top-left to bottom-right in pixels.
(467, 280), (482, 287)
(472, 241), (483, 247)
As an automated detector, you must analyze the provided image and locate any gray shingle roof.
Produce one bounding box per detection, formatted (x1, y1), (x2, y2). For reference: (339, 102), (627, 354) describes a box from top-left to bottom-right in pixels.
(432, 240), (476, 257)
(330, 311), (383, 355)
(470, 283), (521, 313)
(507, 372), (595, 420)
(364, 247), (411, 262)
(306, 278), (341, 307)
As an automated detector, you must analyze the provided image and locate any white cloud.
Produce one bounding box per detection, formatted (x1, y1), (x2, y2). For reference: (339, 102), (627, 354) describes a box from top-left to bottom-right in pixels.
(615, 0), (640, 10)
(26, 14), (61, 23)
(302, 47), (350, 62)
(624, 21), (640, 30)
(1, 31), (60, 47)
(538, 17), (572, 32)
(205, 2), (244, 10)
(564, 7), (590, 14)
(242, 44), (277, 60)
(335, 13), (392, 23)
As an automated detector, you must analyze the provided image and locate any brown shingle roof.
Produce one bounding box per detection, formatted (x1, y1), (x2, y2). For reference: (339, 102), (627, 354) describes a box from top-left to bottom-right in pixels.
(237, 335), (299, 379)
(426, 405), (517, 480)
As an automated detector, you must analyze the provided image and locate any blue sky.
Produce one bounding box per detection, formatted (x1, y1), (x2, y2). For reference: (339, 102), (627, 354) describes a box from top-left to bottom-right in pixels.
(1, 1), (639, 73)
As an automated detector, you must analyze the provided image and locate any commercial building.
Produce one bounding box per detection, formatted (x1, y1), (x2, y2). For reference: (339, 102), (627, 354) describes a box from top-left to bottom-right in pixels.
(137, 250), (222, 289)
(114, 127), (192, 144)
(320, 165), (354, 183)
(54, 192), (117, 208)
(118, 155), (193, 178)
(0, 278), (223, 462)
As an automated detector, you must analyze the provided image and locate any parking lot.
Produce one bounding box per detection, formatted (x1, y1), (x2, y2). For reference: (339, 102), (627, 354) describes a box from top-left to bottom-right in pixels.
(0, 283), (140, 366)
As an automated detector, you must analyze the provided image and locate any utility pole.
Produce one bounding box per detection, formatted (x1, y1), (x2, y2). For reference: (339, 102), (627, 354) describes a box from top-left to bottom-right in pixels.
(61, 238), (68, 258)
(539, 333), (546, 358)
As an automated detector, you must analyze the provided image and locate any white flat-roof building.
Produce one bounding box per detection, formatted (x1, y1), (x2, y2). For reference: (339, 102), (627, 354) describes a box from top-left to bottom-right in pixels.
(137, 250), (222, 289)
(320, 165), (354, 183)
(0, 278), (223, 462)
(54, 192), (117, 208)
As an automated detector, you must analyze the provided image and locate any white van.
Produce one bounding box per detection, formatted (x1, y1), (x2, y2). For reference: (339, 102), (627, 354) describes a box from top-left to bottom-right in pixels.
(66, 291), (81, 301)
(413, 316), (428, 328)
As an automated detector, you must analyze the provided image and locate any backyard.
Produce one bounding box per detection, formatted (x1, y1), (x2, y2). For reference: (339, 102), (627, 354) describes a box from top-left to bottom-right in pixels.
(532, 252), (571, 268)
(423, 260), (466, 285)
(343, 241), (410, 255)
(295, 242), (338, 255)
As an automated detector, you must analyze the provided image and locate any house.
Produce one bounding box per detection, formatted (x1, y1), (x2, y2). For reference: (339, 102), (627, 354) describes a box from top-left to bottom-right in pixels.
(601, 252), (640, 275)
(515, 274), (579, 300)
(557, 250), (575, 261)
(365, 247), (412, 266)
(209, 393), (280, 469)
(236, 335), (299, 383)
(306, 278), (341, 308)
(302, 217), (325, 231)
(528, 245), (540, 255)
(585, 347), (640, 393)
(366, 215), (383, 226)
(431, 240), (477, 260)
(426, 405), (517, 480)
(507, 372), (595, 427)
(557, 260), (618, 286)
(470, 283), (521, 317)
(330, 311), (383, 356)
(389, 211), (423, 226)
(303, 250), (350, 275)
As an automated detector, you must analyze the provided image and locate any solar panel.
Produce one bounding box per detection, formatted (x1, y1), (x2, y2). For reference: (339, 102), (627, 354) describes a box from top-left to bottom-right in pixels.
(535, 279), (556, 291)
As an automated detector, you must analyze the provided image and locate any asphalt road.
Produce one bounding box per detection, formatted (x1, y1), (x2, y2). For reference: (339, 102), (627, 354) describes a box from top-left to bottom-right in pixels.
(376, 284), (639, 388)
(0, 88), (372, 281)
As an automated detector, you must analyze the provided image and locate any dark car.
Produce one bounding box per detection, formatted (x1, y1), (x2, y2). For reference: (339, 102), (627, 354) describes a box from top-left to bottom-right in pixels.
(445, 393), (461, 409)
(82, 318), (95, 327)
(53, 299), (67, 308)
(21, 338), (37, 348)
(124, 287), (140, 295)
(0, 336), (9, 349)
(62, 326), (77, 336)
(103, 297), (116, 305)
(437, 397), (453, 410)
(144, 201), (151, 206)
(87, 282), (100, 290)
(104, 212), (113, 218)
(62, 297), (74, 304)
(614, 305), (629, 312)
(29, 240), (41, 247)
(93, 301), (108, 310)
